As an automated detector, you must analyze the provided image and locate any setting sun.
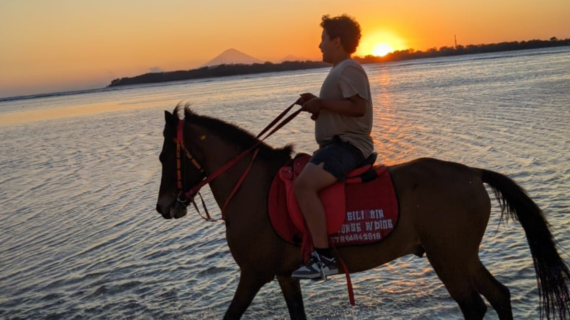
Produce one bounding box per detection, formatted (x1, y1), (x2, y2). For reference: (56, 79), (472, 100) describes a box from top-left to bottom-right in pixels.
(372, 43), (394, 57)
(355, 30), (407, 58)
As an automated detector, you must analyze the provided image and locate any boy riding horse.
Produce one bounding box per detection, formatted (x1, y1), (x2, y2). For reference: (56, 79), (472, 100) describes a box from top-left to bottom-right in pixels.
(292, 14), (375, 280)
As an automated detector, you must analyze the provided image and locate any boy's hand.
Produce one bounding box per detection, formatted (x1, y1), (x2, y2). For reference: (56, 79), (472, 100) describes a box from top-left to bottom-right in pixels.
(295, 92), (320, 120)
(301, 97), (321, 120)
(301, 98), (321, 114)
(296, 92), (317, 105)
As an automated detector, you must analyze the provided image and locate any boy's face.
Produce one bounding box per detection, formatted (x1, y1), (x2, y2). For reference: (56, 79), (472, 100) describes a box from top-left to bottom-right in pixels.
(319, 29), (338, 63)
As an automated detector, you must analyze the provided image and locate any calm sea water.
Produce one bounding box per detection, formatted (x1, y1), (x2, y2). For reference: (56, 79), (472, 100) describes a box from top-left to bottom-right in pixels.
(1, 47), (569, 320)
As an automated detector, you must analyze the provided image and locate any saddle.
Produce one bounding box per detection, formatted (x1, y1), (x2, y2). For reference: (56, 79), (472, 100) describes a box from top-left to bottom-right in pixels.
(268, 153), (400, 259)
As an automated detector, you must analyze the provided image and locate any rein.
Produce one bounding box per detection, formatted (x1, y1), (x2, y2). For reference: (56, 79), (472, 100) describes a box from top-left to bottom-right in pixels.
(175, 102), (302, 221)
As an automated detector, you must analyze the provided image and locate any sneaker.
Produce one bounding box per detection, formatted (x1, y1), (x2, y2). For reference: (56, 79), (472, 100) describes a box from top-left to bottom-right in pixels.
(291, 251), (339, 280)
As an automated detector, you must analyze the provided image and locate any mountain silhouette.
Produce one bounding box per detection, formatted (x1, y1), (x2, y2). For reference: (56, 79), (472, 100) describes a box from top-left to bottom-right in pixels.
(202, 48), (263, 67)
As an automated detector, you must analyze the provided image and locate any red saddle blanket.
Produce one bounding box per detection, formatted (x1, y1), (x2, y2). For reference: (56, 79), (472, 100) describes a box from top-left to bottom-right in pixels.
(268, 155), (399, 253)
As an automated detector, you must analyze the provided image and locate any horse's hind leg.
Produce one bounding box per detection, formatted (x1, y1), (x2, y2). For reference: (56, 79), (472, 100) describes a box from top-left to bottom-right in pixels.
(277, 276), (306, 320)
(427, 253), (488, 320)
(472, 260), (512, 320)
(223, 269), (273, 320)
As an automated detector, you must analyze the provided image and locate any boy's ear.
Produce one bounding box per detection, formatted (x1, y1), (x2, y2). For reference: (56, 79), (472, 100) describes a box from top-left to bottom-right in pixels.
(333, 36), (341, 47)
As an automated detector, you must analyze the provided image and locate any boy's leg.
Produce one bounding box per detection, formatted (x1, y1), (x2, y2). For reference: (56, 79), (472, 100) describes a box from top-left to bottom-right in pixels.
(294, 162), (337, 249)
(291, 136), (365, 279)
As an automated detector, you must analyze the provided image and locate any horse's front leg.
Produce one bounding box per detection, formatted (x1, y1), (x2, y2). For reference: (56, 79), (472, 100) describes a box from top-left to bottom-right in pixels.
(223, 269), (273, 320)
(277, 276), (306, 320)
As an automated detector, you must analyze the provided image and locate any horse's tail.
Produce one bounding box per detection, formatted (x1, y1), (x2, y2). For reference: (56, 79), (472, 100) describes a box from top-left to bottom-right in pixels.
(481, 169), (570, 320)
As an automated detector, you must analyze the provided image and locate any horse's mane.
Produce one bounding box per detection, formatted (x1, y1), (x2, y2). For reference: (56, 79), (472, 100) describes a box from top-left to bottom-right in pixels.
(174, 105), (294, 161)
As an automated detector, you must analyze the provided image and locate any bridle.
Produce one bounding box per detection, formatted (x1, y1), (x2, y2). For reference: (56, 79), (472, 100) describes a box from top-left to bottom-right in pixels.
(174, 119), (214, 221)
(172, 102), (302, 221)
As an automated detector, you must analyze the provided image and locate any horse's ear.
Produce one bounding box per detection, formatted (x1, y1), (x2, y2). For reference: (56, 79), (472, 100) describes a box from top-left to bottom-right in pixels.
(164, 110), (177, 126)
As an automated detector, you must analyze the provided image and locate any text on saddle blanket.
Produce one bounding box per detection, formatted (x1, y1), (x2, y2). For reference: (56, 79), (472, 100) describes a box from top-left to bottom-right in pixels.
(268, 155), (399, 246)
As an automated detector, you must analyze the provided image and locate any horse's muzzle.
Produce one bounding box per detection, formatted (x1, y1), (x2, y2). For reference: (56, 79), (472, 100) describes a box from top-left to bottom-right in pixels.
(156, 200), (188, 220)
(156, 202), (172, 219)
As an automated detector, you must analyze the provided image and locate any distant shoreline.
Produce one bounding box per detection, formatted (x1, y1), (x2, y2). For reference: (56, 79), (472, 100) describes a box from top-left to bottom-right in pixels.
(355, 38), (570, 64)
(108, 38), (569, 88)
(1, 41), (568, 103)
(107, 61), (330, 88)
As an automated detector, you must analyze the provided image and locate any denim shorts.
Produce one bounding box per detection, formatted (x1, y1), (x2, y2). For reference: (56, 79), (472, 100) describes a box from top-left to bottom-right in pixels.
(309, 136), (365, 181)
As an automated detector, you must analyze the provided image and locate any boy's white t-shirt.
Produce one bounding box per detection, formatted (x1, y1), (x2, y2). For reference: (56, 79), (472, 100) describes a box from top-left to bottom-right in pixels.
(316, 58), (374, 158)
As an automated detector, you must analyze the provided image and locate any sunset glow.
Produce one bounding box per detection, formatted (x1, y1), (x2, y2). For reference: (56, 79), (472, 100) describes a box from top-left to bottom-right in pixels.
(1, 0), (569, 98)
(372, 43), (395, 57)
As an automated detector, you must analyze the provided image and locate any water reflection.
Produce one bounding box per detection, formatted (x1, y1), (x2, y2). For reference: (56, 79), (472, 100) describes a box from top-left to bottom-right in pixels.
(370, 66), (419, 165)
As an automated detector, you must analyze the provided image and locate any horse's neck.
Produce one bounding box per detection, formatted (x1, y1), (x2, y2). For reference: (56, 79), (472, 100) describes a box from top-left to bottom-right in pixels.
(199, 134), (277, 209)
(201, 135), (247, 174)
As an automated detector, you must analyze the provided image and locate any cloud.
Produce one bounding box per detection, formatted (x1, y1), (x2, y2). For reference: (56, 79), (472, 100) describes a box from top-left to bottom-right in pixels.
(148, 67), (163, 73)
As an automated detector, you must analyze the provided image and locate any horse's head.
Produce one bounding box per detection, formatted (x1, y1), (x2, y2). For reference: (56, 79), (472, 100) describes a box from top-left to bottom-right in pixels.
(156, 107), (206, 219)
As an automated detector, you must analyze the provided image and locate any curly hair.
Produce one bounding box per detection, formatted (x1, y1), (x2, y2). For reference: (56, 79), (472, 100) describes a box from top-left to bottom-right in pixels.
(320, 14), (362, 54)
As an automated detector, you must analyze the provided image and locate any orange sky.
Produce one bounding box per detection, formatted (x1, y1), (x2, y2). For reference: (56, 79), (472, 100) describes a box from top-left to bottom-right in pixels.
(1, 0), (569, 98)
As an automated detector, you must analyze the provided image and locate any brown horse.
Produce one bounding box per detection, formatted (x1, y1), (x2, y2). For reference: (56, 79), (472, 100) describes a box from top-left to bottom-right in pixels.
(155, 105), (570, 320)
